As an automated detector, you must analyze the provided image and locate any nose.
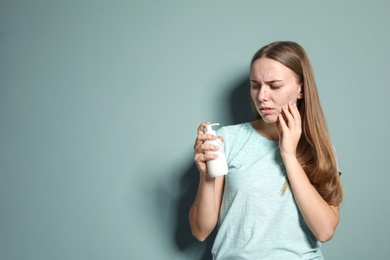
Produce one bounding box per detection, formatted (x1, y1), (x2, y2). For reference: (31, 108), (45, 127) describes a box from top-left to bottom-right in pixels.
(258, 86), (269, 102)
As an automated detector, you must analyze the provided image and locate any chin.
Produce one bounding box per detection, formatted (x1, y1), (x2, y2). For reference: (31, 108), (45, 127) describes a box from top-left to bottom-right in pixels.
(260, 115), (278, 124)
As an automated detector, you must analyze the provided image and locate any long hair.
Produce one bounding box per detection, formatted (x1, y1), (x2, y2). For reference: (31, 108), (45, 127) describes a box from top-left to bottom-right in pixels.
(250, 41), (343, 206)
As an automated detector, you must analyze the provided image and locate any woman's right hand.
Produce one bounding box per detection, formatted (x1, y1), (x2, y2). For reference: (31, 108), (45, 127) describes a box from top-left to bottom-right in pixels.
(193, 122), (224, 176)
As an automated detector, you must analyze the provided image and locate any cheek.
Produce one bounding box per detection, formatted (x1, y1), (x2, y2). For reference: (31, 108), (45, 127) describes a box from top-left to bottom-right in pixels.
(275, 92), (298, 106)
(275, 94), (291, 106)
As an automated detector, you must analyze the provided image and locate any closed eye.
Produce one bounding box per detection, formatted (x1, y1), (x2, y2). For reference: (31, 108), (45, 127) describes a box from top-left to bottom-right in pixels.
(266, 80), (283, 89)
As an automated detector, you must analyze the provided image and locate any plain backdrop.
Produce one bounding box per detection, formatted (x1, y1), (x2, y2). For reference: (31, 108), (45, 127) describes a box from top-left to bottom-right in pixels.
(1, 1), (389, 259)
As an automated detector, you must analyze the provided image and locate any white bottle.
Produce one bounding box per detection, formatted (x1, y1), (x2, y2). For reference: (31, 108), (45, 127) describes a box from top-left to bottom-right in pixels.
(204, 123), (228, 178)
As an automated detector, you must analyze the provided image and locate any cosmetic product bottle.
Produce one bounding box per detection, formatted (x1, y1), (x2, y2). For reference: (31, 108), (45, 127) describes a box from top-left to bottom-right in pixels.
(204, 123), (228, 178)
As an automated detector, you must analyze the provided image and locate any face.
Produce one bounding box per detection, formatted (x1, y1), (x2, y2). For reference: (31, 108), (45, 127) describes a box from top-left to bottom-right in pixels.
(250, 57), (303, 123)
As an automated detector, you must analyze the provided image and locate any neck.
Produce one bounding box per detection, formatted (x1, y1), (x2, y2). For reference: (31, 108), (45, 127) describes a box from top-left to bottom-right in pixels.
(252, 119), (279, 141)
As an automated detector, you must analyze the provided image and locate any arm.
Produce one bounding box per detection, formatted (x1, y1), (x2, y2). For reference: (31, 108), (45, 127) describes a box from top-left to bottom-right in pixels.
(189, 175), (224, 241)
(277, 103), (339, 243)
(281, 155), (339, 242)
(189, 122), (225, 241)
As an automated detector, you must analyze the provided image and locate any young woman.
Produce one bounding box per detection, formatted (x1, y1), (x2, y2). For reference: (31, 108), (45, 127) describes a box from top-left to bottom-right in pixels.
(189, 41), (343, 259)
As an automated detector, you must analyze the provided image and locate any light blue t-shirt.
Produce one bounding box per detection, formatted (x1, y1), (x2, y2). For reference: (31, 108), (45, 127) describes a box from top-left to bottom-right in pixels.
(212, 122), (323, 260)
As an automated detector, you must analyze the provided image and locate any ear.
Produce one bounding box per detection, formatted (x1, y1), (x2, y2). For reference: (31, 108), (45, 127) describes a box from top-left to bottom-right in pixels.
(297, 84), (304, 99)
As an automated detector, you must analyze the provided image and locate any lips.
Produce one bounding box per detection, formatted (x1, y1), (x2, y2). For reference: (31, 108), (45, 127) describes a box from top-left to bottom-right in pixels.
(259, 107), (274, 114)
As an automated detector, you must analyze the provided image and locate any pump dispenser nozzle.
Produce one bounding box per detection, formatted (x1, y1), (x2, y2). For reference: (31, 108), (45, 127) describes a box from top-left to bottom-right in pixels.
(205, 123), (220, 135)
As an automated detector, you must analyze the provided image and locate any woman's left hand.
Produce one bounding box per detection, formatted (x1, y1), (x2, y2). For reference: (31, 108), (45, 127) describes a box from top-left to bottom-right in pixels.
(276, 101), (302, 158)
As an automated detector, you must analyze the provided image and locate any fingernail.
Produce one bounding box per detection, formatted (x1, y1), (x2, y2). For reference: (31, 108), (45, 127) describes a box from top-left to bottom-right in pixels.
(212, 135), (217, 139)
(214, 145), (219, 150)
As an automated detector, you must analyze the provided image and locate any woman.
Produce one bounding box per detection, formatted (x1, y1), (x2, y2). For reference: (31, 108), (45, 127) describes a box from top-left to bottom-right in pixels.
(189, 41), (343, 259)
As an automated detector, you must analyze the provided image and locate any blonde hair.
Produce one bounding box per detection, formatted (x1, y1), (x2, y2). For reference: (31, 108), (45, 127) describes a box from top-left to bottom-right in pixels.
(251, 41), (343, 206)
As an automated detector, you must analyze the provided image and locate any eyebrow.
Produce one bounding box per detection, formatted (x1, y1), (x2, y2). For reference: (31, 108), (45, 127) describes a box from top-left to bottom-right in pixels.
(250, 79), (283, 84)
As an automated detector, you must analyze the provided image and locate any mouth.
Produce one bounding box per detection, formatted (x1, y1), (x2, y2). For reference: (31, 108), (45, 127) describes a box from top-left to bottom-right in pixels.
(259, 107), (274, 112)
(259, 106), (280, 117)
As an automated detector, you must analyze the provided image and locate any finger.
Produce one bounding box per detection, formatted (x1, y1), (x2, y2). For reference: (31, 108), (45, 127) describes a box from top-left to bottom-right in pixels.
(276, 113), (288, 134)
(288, 101), (299, 116)
(282, 105), (294, 128)
(194, 134), (218, 151)
(194, 153), (207, 163)
(194, 122), (213, 149)
(197, 122), (210, 136)
(194, 152), (218, 163)
(195, 142), (220, 154)
(289, 102), (301, 130)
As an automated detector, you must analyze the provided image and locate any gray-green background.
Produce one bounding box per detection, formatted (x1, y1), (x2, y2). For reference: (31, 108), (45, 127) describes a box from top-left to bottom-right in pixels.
(1, 1), (389, 259)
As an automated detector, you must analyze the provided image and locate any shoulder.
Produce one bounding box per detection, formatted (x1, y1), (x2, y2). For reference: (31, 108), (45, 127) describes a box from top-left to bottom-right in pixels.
(216, 122), (252, 160)
(217, 123), (254, 149)
(217, 122), (252, 137)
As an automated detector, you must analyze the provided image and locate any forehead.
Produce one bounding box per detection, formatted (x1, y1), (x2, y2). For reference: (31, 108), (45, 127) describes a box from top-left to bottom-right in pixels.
(250, 58), (295, 81)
